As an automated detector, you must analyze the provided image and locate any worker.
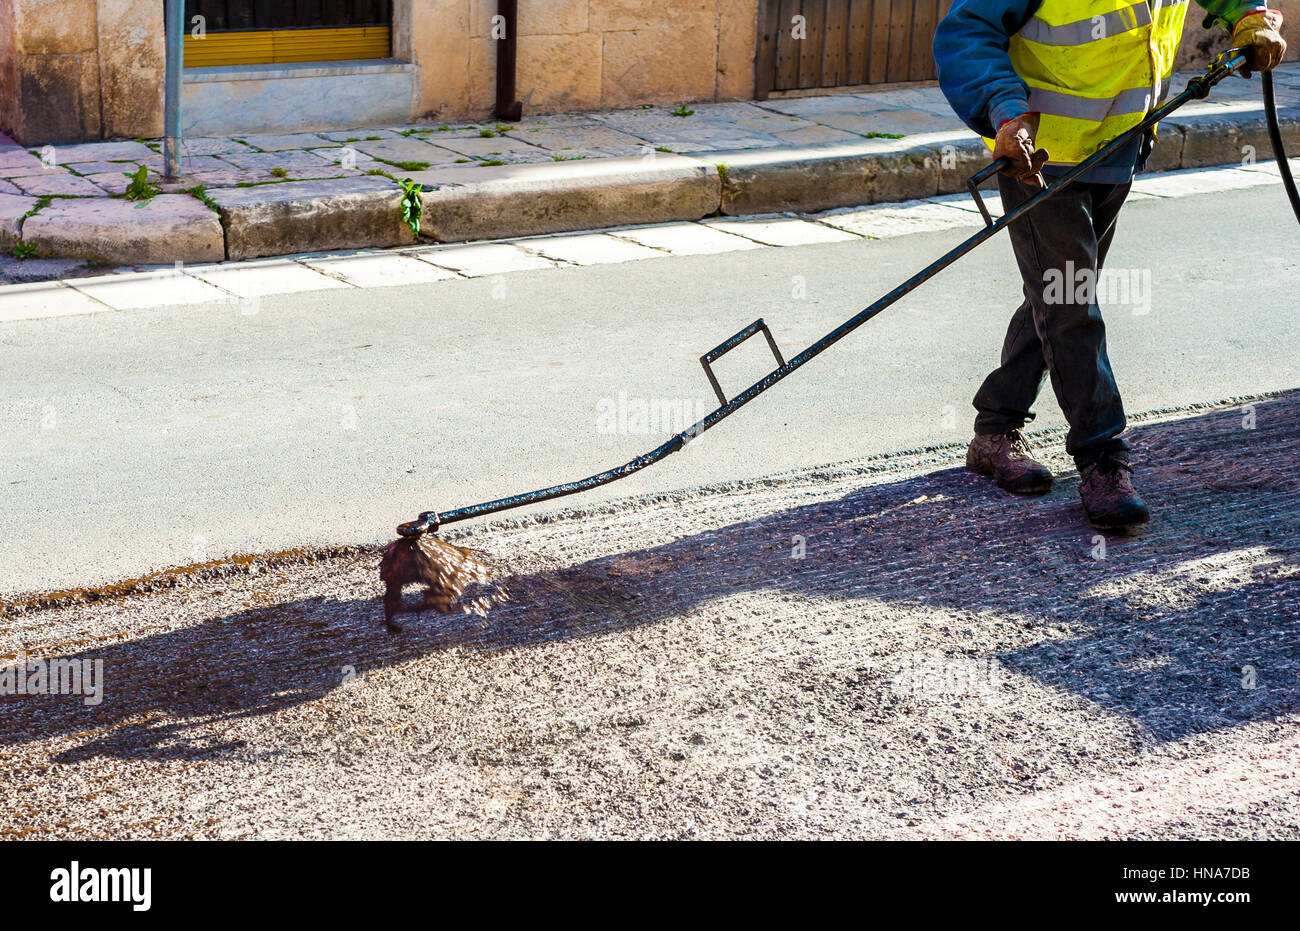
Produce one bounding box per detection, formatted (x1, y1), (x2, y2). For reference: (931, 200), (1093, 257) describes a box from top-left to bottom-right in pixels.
(934, 1), (1287, 530)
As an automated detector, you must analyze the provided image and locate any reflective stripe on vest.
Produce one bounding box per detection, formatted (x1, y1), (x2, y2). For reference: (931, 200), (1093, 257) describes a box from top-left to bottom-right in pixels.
(983, 0), (1190, 166)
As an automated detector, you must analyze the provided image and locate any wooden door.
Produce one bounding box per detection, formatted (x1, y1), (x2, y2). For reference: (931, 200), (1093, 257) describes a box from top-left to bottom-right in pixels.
(757, 0), (952, 95)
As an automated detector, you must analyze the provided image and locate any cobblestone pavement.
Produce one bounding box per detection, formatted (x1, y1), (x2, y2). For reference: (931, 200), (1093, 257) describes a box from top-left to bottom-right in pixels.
(2, 394), (1296, 839)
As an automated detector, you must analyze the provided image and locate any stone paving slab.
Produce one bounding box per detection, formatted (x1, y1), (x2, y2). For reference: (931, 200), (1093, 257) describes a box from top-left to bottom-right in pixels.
(177, 137), (254, 156)
(22, 194), (224, 264)
(614, 222), (764, 255)
(350, 136), (465, 165)
(769, 124), (867, 145)
(409, 242), (560, 276)
(64, 159), (153, 176)
(519, 232), (669, 265)
(186, 168), (274, 186)
(66, 270), (232, 309)
(519, 126), (651, 150)
(319, 129), (402, 143)
(237, 132), (336, 151)
(217, 150), (343, 174)
(67, 155), (229, 177)
(0, 280), (110, 322)
(300, 252), (460, 287)
(818, 200), (986, 238)
(703, 216), (861, 246)
(1131, 165), (1279, 197)
(80, 172), (144, 196)
(50, 140), (155, 164)
(432, 135), (555, 162)
(0, 150), (49, 177)
(0, 192), (37, 240)
(9, 172), (107, 197)
(187, 258), (353, 298)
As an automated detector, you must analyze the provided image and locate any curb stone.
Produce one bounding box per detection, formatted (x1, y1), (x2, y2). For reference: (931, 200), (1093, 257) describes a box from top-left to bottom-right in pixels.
(1167, 111), (1300, 168)
(709, 140), (942, 215)
(409, 154), (720, 242)
(21, 194), (224, 265)
(208, 176), (414, 261)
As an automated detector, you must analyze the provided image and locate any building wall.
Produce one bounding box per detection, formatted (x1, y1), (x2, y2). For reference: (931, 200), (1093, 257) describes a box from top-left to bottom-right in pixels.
(402, 0), (760, 121)
(0, 0), (163, 144)
(2, 1), (1296, 143)
(0, 0), (16, 138)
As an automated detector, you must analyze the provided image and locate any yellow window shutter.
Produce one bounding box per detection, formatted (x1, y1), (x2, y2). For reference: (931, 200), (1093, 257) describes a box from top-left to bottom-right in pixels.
(184, 26), (390, 67)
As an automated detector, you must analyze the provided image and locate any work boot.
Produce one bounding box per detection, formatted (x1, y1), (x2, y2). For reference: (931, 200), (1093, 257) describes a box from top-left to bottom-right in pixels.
(966, 428), (1054, 495)
(1078, 452), (1150, 531)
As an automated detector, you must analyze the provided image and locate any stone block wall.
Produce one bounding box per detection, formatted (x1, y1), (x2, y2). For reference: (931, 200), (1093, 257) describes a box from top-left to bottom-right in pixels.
(406, 0), (760, 121)
(0, 0), (163, 143)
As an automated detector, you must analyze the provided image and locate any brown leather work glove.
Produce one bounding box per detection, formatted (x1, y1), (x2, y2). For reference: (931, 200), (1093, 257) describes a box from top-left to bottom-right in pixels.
(993, 111), (1049, 189)
(1232, 9), (1287, 78)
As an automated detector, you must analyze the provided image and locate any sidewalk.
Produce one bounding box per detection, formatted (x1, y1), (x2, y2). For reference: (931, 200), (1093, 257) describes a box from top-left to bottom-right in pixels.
(2, 63), (1298, 274)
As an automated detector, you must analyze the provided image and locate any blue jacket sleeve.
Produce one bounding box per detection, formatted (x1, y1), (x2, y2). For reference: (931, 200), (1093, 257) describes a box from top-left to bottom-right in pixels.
(933, 0), (1043, 139)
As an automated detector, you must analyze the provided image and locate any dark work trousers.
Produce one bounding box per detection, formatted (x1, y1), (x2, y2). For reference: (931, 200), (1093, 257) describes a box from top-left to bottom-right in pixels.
(972, 173), (1132, 466)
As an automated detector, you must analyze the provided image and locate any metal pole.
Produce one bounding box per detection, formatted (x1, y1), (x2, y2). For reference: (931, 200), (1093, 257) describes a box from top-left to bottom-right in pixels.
(163, 0), (184, 180)
(493, 0), (522, 121)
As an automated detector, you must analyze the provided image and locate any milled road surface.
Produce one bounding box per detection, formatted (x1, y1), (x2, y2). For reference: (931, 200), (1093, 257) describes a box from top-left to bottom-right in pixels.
(2, 394), (1297, 839)
(2, 185), (1299, 596)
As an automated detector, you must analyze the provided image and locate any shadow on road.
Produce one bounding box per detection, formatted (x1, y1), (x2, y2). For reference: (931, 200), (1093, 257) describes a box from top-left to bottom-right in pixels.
(4, 394), (1297, 760)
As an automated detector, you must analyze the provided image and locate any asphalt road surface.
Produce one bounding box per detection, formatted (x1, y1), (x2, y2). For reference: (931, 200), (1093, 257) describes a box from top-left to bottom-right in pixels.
(1, 180), (1298, 839)
(2, 393), (1297, 838)
(3, 184), (1298, 597)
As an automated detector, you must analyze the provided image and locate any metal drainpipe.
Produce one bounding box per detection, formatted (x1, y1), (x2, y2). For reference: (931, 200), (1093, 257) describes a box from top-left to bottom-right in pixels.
(494, 0), (523, 121)
(163, 0), (184, 180)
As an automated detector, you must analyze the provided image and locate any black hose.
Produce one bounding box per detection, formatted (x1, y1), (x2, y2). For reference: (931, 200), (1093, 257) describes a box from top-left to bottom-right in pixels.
(1261, 71), (1300, 223)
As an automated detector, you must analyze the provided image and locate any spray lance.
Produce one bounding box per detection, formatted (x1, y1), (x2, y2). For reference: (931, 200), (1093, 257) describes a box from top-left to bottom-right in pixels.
(379, 48), (1300, 631)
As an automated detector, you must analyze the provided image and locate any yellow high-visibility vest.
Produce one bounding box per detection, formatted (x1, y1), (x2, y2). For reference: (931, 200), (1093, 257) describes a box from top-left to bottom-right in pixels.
(985, 0), (1190, 165)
